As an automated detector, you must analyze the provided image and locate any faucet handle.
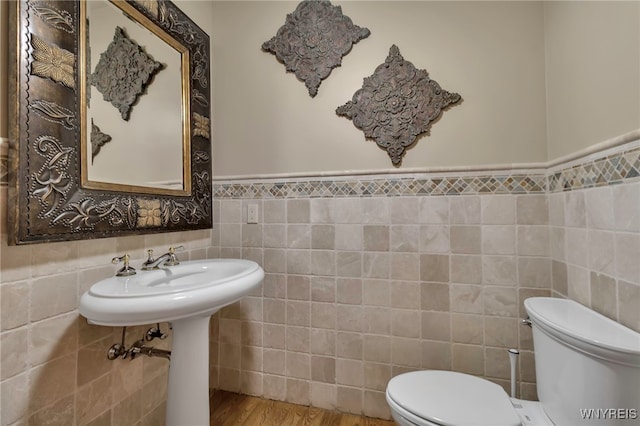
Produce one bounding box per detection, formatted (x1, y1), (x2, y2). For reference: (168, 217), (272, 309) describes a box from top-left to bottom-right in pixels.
(141, 249), (156, 270)
(165, 246), (184, 266)
(112, 253), (136, 277)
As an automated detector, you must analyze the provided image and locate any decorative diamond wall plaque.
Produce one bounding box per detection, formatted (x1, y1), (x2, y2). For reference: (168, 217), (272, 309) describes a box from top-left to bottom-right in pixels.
(336, 45), (462, 166)
(262, 0), (370, 97)
(90, 119), (112, 163)
(91, 26), (164, 120)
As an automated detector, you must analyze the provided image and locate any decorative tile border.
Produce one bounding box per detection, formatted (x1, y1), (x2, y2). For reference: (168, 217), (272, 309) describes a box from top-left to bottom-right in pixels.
(214, 173), (547, 199)
(548, 145), (640, 193)
(213, 139), (639, 199)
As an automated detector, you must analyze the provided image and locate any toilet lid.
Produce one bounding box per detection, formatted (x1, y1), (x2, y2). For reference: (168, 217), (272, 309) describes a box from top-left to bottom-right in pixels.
(387, 371), (521, 426)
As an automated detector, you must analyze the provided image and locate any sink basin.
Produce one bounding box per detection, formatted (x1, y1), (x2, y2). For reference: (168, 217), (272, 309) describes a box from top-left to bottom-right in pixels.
(79, 258), (264, 426)
(80, 258), (264, 326)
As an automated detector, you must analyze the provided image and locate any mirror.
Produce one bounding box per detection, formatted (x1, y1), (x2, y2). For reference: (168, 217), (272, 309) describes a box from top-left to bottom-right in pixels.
(84, 0), (188, 194)
(8, 0), (212, 244)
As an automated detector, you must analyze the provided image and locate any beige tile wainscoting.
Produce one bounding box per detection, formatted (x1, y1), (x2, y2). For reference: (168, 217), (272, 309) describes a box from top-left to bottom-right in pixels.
(1, 138), (639, 425)
(209, 140), (640, 419)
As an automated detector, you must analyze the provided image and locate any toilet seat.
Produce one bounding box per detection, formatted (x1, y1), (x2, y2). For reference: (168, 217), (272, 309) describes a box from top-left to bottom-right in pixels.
(386, 370), (522, 426)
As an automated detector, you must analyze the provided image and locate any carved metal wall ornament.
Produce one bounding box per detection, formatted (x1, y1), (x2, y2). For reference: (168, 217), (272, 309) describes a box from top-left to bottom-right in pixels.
(28, 100), (77, 130)
(54, 197), (124, 230)
(91, 26), (164, 121)
(336, 45), (462, 166)
(132, 0), (159, 19)
(8, 0), (212, 244)
(90, 119), (112, 162)
(31, 34), (76, 89)
(262, 0), (370, 97)
(193, 113), (210, 139)
(192, 89), (209, 107)
(30, 136), (74, 217)
(137, 198), (162, 227)
(31, 1), (75, 33)
(158, 4), (209, 89)
(162, 6), (200, 45)
(194, 151), (210, 163)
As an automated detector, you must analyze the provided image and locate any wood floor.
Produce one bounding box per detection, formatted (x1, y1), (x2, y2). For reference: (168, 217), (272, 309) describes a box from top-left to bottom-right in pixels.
(209, 390), (396, 426)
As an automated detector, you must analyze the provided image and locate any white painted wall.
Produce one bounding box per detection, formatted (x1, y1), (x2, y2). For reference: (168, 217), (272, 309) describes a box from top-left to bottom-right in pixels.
(211, 1), (548, 177)
(544, 1), (640, 160)
(2, 1), (638, 176)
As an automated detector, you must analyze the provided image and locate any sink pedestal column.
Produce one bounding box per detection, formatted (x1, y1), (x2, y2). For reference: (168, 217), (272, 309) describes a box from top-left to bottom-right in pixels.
(166, 314), (212, 426)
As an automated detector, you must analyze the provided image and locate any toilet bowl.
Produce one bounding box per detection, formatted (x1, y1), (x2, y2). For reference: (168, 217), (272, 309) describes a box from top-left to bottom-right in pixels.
(385, 370), (552, 426)
(385, 298), (640, 426)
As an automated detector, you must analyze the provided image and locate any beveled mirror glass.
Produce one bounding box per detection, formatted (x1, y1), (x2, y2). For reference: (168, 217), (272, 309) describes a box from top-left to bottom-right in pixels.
(8, 0), (212, 244)
(83, 0), (188, 194)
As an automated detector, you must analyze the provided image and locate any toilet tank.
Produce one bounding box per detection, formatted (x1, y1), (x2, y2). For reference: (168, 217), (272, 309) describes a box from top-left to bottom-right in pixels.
(524, 297), (640, 426)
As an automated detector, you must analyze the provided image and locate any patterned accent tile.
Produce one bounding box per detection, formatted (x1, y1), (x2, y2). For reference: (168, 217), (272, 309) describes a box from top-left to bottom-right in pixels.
(547, 146), (640, 193)
(213, 173), (547, 199)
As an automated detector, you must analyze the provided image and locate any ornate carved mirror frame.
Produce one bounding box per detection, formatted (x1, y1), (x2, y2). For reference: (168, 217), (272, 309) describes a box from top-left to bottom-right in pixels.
(8, 0), (212, 244)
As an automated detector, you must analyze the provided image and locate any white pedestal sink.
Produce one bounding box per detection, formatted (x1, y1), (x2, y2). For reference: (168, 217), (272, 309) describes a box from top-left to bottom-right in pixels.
(79, 258), (264, 426)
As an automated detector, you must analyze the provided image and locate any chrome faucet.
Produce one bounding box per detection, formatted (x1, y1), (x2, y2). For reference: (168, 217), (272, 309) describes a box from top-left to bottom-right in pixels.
(141, 246), (184, 270)
(112, 253), (136, 276)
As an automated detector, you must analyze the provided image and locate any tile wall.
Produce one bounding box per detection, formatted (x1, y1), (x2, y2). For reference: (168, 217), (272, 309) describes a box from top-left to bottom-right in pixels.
(0, 207), (216, 425)
(209, 142), (640, 419)
(1, 140), (638, 424)
(547, 146), (640, 330)
(211, 191), (551, 419)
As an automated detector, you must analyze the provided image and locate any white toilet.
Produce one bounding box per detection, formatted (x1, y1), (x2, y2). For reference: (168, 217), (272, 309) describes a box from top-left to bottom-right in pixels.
(386, 297), (640, 426)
